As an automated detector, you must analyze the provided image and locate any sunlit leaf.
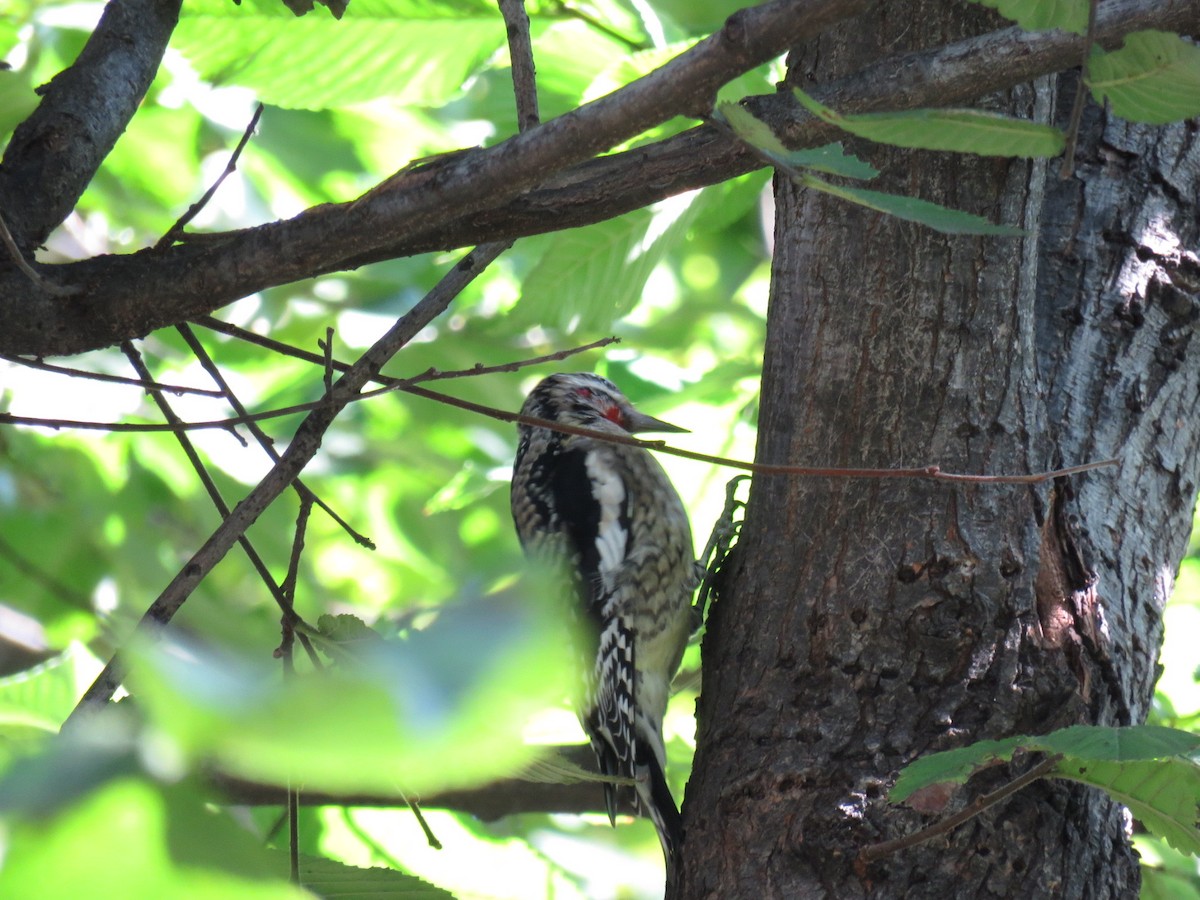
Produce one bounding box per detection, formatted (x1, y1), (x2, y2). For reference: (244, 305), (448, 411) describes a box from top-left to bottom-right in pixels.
(516, 190), (705, 331)
(277, 852), (455, 898)
(1087, 31), (1200, 125)
(0, 642), (104, 767)
(792, 89), (1066, 158)
(0, 778), (304, 899)
(716, 102), (880, 178)
(173, 1), (504, 111)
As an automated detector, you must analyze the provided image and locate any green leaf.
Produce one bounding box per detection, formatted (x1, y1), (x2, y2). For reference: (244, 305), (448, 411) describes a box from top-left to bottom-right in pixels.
(129, 587), (572, 795)
(891, 726), (1200, 854)
(891, 735), (1024, 800)
(965, 0), (1089, 35)
(801, 175), (1025, 236)
(278, 852), (455, 898)
(173, 2), (504, 110)
(0, 643), (103, 764)
(1038, 723), (1200, 760)
(1056, 756), (1200, 854)
(516, 190), (705, 331)
(1087, 31), (1200, 125)
(716, 101), (879, 178)
(0, 778), (304, 899)
(792, 89), (1065, 158)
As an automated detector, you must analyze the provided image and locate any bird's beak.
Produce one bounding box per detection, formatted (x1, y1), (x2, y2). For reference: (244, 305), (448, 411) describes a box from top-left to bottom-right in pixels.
(624, 410), (689, 434)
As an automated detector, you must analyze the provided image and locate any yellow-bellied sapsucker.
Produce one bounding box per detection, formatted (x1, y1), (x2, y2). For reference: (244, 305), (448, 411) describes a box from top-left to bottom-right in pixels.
(511, 372), (697, 876)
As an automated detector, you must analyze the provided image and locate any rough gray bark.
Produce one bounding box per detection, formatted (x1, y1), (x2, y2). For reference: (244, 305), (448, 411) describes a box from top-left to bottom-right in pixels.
(682, 6), (1200, 899)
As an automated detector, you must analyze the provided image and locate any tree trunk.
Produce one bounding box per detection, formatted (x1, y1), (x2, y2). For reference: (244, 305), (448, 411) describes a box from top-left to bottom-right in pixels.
(681, 6), (1200, 898)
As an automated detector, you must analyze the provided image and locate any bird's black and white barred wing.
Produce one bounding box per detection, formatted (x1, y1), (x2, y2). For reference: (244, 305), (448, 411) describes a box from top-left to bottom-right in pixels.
(512, 437), (641, 814)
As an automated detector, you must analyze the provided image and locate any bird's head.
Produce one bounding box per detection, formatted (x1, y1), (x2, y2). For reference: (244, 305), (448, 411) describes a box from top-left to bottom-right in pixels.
(519, 372), (686, 435)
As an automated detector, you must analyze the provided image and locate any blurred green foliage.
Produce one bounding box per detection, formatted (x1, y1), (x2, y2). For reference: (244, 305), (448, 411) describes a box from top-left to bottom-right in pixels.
(0, 0), (766, 896)
(1, 0), (1197, 897)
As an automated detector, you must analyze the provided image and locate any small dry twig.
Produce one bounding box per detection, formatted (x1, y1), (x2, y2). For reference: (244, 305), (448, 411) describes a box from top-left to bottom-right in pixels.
(1059, 0), (1099, 179)
(157, 104), (265, 249)
(856, 754), (1063, 869)
(499, 0), (540, 131)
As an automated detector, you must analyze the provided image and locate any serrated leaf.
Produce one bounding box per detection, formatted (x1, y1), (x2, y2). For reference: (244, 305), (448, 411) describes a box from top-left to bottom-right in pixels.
(1056, 756), (1200, 854)
(1038, 723), (1200, 761)
(891, 726), (1200, 854)
(277, 852), (454, 898)
(891, 735), (1024, 802)
(793, 89), (1065, 158)
(966, 0), (1089, 35)
(316, 613), (382, 647)
(801, 175), (1025, 236)
(517, 190), (704, 332)
(716, 101), (878, 178)
(174, 3), (504, 110)
(1087, 31), (1200, 125)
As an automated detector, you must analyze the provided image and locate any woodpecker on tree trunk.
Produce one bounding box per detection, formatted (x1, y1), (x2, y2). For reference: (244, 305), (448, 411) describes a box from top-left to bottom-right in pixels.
(510, 372), (697, 882)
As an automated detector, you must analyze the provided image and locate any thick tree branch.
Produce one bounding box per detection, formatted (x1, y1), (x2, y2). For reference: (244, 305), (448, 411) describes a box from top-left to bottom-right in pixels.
(0, 0), (181, 253)
(3, 0), (1196, 358)
(0, 0), (869, 356)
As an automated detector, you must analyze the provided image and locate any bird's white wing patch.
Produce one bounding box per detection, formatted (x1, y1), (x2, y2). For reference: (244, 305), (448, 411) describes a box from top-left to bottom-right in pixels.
(584, 450), (628, 593)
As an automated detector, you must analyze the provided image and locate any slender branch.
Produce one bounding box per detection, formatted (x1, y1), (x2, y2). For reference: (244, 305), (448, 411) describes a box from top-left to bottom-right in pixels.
(198, 317), (618, 382)
(1059, 0), (1099, 178)
(208, 743), (638, 819)
(65, 241), (510, 724)
(0, 352), (226, 398)
(857, 755), (1064, 866)
(157, 103), (264, 249)
(0, 210), (76, 296)
(0, 372), (1121, 485)
(499, 0), (540, 131)
(401, 383), (1122, 485)
(120, 341), (306, 627)
(175, 323), (374, 548)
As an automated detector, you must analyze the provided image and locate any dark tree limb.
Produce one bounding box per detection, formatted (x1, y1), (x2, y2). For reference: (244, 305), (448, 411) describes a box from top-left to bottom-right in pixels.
(1, 0), (1196, 359)
(0, 0), (182, 253)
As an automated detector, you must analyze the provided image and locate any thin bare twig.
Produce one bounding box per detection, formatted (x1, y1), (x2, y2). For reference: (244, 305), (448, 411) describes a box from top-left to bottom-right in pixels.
(197, 317), (617, 382)
(499, 0), (540, 131)
(66, 241), (511, 724)
(1059, 0), (1099, 178)
(275, 495), (312, 885)
(856, 754), (1064, 867)
(0, 373), (1121, 485)
(401, 382), (1121, 486)
(0, 209), (78, 297)
(175, 322), (374, 548)
(0, 352), (226, 397)
(157, 104), (265, 249)
(120, 341), (306, 628)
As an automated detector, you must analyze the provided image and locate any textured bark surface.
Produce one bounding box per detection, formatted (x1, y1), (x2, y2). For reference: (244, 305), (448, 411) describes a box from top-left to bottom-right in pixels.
(681, 5), (1200, 899)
